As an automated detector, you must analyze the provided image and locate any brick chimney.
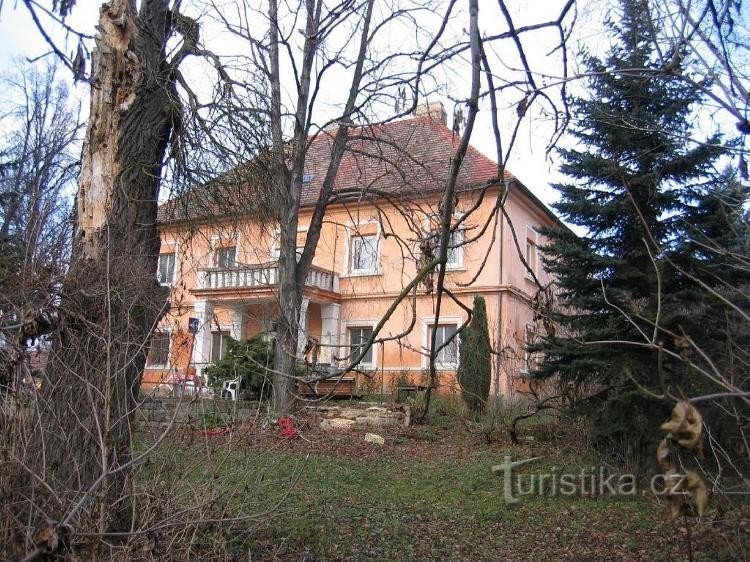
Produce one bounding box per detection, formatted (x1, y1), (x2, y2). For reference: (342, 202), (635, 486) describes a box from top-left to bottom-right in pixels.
(413, 101), (447, 126)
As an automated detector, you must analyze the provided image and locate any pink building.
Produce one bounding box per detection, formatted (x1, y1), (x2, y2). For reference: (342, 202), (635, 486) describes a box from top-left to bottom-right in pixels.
(144, 102), (558, 397)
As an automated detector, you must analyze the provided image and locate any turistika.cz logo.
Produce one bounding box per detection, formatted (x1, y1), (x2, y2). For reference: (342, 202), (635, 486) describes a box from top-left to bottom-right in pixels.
(492, 455), (689, 504)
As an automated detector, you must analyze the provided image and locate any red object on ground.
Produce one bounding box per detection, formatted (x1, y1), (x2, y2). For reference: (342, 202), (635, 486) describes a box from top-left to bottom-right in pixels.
(278, 416), (299, 439)
(201, 427), (230, 436)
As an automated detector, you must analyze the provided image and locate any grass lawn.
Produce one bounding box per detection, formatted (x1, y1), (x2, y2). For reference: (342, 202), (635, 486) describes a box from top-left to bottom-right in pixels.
(135, 408), (746, 561)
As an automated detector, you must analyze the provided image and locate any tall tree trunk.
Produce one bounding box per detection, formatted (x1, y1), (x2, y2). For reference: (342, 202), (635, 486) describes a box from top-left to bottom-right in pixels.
(272, 184), (303, 414)
(24, 0), (179, 540)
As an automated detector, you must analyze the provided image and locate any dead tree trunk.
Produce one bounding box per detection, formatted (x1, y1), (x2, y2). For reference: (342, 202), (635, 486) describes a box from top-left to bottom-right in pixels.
(18, 0), (192, 543)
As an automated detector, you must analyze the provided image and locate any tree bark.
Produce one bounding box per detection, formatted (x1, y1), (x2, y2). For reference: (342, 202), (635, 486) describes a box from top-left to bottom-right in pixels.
(272, 183), (303, 414)
(23, 0), (179, 540)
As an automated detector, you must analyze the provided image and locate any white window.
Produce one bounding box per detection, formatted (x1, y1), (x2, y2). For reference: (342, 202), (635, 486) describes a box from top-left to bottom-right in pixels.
(525, 227), (538, 278)
(523, 323), (538, 373)
(446, 229), (464, 268)
(216, 246), (236, 268)
(211, 332), (231, 363)
(157, 252), (176, 285)
(428, 324), (459, 368)
(348, 327), (374, 366)
(270, 230), (280, 260)
(350, 234), (378, 273)
(423, 213), (464, 270)
(147, 331), (170, 367)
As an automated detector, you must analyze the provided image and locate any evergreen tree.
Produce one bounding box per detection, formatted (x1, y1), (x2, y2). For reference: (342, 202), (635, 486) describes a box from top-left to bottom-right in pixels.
(666, 171), (750, 395)
(534, 0), (728, 455)
(457, 296), (492, 412)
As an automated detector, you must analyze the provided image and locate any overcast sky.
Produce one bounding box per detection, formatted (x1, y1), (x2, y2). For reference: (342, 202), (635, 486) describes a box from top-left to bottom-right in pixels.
(3, 0), (728, 215)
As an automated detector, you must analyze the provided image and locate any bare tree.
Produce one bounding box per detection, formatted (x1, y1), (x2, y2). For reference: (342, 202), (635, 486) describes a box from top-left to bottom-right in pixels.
(0, 63), (80, 391)
(0, 0), (216, 553)
(2, 0), (578, 552)
(180, 0), (577, 417)
(649, 0), (749, 135)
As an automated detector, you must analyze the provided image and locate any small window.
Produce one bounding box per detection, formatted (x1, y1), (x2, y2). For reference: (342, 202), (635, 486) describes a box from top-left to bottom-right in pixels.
(446, 229), (463, 268)
(348, 326), (374, 366)
(524, 323), (538, 372)
(216, 246), (236, 268)
(525, 228), (537, 277)
(211, 332), (231, 363)
(428, 324), (458, 367)
(147, 331), (170, 367)
(157, 252), (176, 285)
(302, 173), (314, 185)
(350, 234), (378, 273)
(424, 215), (464, 269)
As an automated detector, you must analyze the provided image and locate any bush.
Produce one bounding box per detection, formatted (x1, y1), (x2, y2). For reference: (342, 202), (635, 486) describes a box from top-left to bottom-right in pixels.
(204, 335), (274, 400)
(456, 296), (491, 412)
(464, 395), (527, 445)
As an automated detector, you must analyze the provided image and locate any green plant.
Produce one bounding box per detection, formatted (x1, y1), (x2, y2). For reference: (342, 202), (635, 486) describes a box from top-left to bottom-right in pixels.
(392, 370), (412, 403)
(198, 411), (225, 430)
(531, 0), (742, 467)
(405, 392), (428, 421)
(461, 395), (524, 445)
(205, 335), (274, 399)
(456, 296), (491, 412)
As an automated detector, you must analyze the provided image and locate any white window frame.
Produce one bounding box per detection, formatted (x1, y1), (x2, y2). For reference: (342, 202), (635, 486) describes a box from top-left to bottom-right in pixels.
(210, 233), (239, 268)
(446, 228), (464, 269)
(422, 212), (465, 271)
(350, 234), (379, 274)
(210, 329), (232, 363)
(347, 325), (375, 368)
(157, 248), (177, 286)
(215, 246), (237, 268)
(522, 322), (538, 374)
(525, 225), (538, 280)
(270, 228), (280, 260)
(146, 329), (172, 368)
(421, 316), (463, 369)
(342, 221), (382, 276)
(341, 320), (377, 369)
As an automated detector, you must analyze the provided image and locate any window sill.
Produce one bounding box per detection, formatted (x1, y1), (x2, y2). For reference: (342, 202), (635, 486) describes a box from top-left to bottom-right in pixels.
(341, 270), (381, 278)
(423, 363), (458, 371)
(145, 365), (170, 370)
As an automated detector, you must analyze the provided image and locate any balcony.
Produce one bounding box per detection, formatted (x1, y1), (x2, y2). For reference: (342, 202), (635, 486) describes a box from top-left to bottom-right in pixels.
(194, 262), (339, 298)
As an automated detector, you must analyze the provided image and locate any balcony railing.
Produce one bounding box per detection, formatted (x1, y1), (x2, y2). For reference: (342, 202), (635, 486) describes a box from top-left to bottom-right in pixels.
(197, 263), (339, 293)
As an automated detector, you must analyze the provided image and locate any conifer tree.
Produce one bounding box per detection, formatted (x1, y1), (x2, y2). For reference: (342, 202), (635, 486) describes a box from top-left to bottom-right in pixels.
(534, 0), (728, 452)
(457, 296), (492, 412)
(667, 171), (750, 395)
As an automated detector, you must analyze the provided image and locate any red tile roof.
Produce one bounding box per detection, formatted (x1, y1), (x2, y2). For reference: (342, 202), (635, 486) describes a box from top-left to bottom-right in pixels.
(158, 114), (512, 224)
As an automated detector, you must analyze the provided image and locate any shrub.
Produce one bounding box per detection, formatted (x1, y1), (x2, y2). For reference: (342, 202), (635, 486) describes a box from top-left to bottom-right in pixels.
(205, 335), (274, 400)
(464, 395), (527, 445)
(392, 370), (411, 402)
(456, 296), (491, 412)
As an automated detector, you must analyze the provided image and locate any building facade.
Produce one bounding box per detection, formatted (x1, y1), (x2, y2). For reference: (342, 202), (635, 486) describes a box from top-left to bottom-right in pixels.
(143, 103), (557, 397)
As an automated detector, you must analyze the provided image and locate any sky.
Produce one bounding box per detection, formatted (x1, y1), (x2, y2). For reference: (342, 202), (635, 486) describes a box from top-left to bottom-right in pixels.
(0, 0), (735, 215)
